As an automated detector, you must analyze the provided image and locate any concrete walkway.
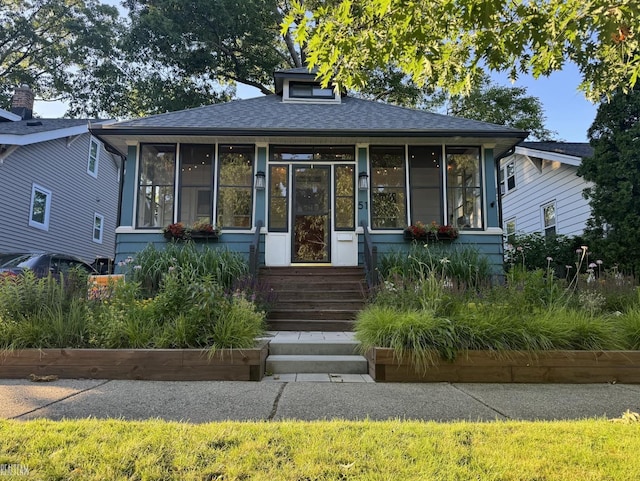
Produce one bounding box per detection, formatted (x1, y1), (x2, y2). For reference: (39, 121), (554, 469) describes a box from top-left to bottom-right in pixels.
(2, 332), (639, 423)
(2, 379), (639, 423)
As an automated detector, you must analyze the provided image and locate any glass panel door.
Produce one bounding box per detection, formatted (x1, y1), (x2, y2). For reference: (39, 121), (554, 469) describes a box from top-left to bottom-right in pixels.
(292, 165), (331, 262)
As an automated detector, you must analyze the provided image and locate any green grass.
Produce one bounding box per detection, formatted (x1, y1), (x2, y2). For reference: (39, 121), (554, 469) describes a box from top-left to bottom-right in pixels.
(1, 418), (639, 480)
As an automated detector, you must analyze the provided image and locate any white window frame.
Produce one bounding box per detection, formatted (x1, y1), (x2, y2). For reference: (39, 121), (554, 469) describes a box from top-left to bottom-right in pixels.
(541, 201), (556, 237)
(500, 160), (516, 195)
(29, 183), (52, 231)
(93, 213), (104, 243)
(87, 136), (100, 178)
(505, 218), (516, 237)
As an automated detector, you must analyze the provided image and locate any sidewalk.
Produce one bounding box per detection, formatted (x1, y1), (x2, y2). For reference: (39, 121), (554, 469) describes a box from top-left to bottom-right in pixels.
(2, 378), (639, 423)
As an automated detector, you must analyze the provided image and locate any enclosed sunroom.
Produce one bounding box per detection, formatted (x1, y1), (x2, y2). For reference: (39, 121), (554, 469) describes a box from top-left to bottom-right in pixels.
(91, 68), (527, 274)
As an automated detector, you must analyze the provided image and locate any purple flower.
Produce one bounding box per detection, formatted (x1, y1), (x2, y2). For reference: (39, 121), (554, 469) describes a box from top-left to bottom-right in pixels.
(589, 263), (597, 268)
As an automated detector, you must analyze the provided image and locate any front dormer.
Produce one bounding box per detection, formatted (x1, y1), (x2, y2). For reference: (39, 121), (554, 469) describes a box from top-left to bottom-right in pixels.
(274, 67), (342, 104)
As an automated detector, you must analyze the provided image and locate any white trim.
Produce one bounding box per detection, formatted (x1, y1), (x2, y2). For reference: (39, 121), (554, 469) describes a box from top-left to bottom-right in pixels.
(29, 183), (52, 231)
(541, 200), (557, 234)
(93, 213), (104, 244)
(0, 108), (21, 121)
(115, 226), (139, 234)
(87, 136), (100, 178)
(281, 79), (341, 104)
(0, 124), (89, 146)
(0, 145), (19, 164)
(516, 146), (582, 167)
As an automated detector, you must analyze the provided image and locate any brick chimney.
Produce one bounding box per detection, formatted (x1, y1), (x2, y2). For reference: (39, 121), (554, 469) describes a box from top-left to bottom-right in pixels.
(11, 85), (34, 120)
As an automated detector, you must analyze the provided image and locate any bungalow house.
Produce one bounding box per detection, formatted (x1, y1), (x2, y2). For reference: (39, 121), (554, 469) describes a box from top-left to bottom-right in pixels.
(0, 86), (120, 268)
(500, 141), (594, 238)
(91, 68), (527, 285)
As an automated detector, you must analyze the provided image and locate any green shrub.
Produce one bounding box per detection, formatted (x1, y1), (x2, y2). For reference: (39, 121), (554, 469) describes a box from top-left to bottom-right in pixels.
(505, 232), (585, 275)
(0, 270), (92, 349)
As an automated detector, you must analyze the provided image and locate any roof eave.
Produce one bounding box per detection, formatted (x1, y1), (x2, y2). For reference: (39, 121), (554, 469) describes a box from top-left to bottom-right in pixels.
(90, 126), (528, 139)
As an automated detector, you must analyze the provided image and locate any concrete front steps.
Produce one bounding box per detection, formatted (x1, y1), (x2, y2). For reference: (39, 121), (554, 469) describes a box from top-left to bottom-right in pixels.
(266, 334), (368, 375)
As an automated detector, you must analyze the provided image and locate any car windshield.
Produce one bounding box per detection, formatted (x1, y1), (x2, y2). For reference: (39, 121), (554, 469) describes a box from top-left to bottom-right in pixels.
(0, 254), (40, 269)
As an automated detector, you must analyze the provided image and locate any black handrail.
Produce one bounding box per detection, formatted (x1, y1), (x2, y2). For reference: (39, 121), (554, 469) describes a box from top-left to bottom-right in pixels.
(360, 220), (379, 289)
(249, 220), (264, 277)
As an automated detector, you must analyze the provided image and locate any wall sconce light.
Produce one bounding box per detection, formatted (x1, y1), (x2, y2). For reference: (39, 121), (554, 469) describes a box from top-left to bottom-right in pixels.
(358, 172), (369, 190)
(255, 171), (266, 190)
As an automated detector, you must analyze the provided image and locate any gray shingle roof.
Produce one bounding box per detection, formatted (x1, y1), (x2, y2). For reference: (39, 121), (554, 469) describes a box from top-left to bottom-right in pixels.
(0, 118), (90, 136)
(520, 141), (593, 159)
(108, 95), (525, 135)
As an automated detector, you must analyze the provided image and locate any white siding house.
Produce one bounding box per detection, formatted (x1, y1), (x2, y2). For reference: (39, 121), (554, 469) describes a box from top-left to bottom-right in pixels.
(0, 87), (121, 265)
(500, 142), (594, 238)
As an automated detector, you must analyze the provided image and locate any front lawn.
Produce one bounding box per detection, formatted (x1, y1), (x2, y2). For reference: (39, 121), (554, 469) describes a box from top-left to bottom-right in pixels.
(1, 418), (639, 480)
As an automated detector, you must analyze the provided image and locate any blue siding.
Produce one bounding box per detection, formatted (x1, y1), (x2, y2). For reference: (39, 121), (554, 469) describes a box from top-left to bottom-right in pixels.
(358, 233), (505, 277)
(115, 232), (264, 271)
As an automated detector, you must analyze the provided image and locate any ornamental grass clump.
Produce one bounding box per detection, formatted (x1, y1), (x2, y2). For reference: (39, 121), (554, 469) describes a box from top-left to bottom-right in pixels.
(125, 242), (247, 297)
(378, 243), (491, 291)
(355, 306), (458, 370)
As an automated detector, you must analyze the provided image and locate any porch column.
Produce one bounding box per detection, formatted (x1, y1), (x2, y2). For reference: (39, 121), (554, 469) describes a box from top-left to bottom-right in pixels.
(119, 144), (138, 228)
(484, 148), (500, 228)
(357, 145), (369, 227)
(255, 145), (267, 226)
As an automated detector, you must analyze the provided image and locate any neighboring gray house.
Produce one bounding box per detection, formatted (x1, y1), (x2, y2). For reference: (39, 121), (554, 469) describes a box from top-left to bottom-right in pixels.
(500, 141), (594, 238)
(91, 67), (527, 276)
(0, 86), (120, 265)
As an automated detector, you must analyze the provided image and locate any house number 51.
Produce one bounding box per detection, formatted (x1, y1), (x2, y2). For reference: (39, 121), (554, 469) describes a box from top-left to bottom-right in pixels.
(358, 201), (368, 210)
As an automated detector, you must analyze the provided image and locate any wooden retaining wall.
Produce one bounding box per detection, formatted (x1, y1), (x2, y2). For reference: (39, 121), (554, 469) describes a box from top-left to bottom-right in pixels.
(0, 341), (269, 381)
(367, 348), (640, 383)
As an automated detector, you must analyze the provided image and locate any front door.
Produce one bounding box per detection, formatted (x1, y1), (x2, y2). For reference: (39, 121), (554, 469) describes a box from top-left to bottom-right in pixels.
(292, 165), (331, 263)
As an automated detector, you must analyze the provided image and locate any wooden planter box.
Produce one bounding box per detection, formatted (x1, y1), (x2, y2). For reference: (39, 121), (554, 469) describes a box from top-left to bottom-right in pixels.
(0, 341), (268, 381)
(367, 348), (640, 383)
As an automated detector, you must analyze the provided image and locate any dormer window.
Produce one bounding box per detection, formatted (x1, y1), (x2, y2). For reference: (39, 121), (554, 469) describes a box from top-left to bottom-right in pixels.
(289, 82), (335, 99)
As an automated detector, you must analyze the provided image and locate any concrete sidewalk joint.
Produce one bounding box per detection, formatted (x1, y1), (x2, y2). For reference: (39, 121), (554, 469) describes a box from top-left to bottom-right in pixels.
(10, 379), (112, 420)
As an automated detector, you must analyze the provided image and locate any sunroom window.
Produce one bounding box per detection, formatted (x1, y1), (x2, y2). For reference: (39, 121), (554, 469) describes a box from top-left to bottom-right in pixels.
(409, 146), (442, 225)
(179, 144), (214, 225)
(136, 144), (175, 228)
(446, 147), (483, 229)
(217, 145), (254, 228)
(370, 146), (407, 229)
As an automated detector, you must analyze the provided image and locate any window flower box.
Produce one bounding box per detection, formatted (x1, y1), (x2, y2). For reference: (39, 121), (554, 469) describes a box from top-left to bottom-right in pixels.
(403, 221), (458, 241)
(163, 221), (220, 241)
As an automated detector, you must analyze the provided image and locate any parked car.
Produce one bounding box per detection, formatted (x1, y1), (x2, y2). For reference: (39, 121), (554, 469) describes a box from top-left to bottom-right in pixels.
(0, 253), (97, 279)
